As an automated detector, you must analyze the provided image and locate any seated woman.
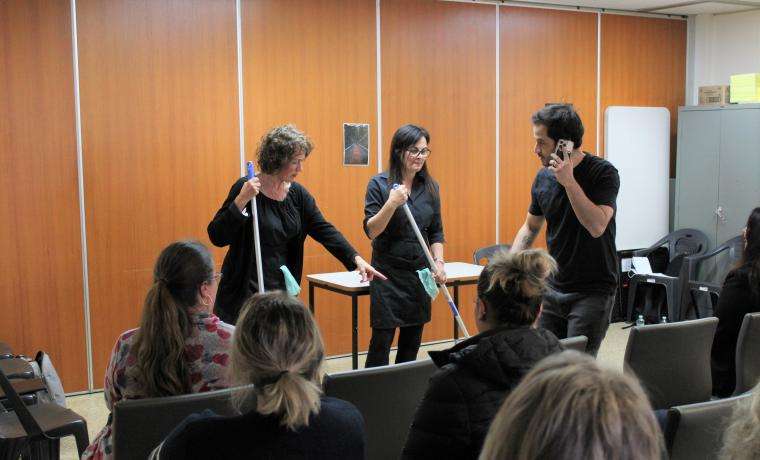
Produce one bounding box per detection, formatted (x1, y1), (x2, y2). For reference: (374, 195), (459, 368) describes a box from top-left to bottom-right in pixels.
(481, 350), (663, 460)
(402, 249), (562, 460)
(82, 240), (232, 460)
(712, 207), (760, 397)
(720, 380), (760, 460)
(152, 292), (366, 460)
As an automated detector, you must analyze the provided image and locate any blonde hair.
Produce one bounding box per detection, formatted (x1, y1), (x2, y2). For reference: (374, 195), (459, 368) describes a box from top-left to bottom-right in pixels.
(480, 351), (662, 460)
(229, 292), (325, 430)
(477, 249), (557, 325)
(720, 382), (760, 460)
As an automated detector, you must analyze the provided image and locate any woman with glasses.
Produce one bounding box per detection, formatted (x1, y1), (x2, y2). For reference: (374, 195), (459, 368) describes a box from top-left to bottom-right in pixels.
(363, 124), (445, 367)
(82, 240), (233, 460)
(208, 124), (385, 324)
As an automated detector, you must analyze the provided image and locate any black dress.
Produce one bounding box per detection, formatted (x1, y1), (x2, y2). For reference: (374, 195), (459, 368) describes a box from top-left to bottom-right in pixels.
(208, 178), (359, 324)
(363, 172), (444, 329)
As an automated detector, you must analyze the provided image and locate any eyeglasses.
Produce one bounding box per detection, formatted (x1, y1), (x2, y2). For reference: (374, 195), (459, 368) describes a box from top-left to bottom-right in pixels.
(406, 147), (432, 158)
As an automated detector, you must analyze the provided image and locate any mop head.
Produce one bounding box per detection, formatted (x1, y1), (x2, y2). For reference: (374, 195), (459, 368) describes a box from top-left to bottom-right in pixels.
(280, 265), (301, 297)
(417, 268), (439, 300)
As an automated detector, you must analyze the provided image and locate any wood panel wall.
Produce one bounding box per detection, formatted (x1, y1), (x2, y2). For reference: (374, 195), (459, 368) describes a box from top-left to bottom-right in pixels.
(499, 7), (598, 245)
(76, 0), (240, 385)
(600, 15), (687, 174)
(242, 0), (378, 355)
(382, 0), (497, 339)
(0, 0), (88, 392)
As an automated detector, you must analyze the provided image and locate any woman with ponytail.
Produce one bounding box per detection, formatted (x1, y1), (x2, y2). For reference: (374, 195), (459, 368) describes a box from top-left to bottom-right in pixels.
(402, 249), (563, 460)
(712, 207), (760, 397)
(153, 292), (365, 459)
(82, 240), (232, 460)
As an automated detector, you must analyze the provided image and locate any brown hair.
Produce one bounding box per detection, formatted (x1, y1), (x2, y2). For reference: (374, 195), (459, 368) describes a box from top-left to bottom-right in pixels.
(257, 124), (313, 175)
(128, 240), (214, 398)
(230, 292), (325, 430)
(480, 351), (662, 460)
(477, 249), (556, 326)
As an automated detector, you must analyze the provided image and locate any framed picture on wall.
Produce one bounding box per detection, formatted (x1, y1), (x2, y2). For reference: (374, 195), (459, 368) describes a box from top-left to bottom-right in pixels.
(343, 123), (370, 167)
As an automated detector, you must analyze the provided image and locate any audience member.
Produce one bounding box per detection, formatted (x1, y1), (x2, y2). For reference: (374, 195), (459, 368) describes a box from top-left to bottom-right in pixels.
(720, 381), (760, 460)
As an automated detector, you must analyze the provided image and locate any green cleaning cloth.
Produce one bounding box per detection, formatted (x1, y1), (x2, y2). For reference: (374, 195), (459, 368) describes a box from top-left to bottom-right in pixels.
(280, 265), (301, 297)
(417, 268), (439, 300)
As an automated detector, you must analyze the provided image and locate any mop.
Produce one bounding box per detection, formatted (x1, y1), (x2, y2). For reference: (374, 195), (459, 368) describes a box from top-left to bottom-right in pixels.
(394, 185), (470, 338)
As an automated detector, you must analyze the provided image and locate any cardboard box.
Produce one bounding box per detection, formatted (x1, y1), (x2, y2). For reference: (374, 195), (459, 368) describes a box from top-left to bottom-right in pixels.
(699, 85), (730, 105)
(730, 73), (760, 103)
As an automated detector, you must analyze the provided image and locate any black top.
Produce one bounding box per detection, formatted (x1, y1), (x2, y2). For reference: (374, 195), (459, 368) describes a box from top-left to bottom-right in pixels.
(363, 172), (445, 328)
(402, 325), (562, 460)
(529, 154), (620, 294)
(208, 179), (358, 323)
(157, 397), (366, 460)
(711, 264), (760, 397)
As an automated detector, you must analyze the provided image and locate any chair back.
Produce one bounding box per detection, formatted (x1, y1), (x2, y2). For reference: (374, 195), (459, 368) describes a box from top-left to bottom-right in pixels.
(559, 335), (588, 353)
(0, 367), (43, 439)
(473, 244), (510, 265)
(624, 317), (718, 410)
(734, 312), (760, 396)
(112, 386), (244, 460)
(665, 392), (751, 460)
(684, 235), (745, 318)
(323, 359), (437, 460)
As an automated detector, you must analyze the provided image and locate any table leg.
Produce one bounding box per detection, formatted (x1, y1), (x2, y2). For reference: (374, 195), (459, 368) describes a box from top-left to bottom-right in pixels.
(453, 285), (460, 340)
(352, 295), (358, 370)
(308, 283), (315, 315)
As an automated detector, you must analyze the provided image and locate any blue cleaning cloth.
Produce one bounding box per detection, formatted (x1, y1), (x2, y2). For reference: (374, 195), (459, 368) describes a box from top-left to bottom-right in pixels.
(417, 268), (439, 300)
(280, 265), (301, 297)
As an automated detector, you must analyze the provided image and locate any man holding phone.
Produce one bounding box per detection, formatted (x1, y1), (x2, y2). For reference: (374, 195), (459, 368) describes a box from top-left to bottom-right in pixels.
(510, 104), (620, 356)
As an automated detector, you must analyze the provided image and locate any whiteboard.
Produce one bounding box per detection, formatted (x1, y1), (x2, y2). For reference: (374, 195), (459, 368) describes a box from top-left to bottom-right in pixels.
(605, 106), (670, 251)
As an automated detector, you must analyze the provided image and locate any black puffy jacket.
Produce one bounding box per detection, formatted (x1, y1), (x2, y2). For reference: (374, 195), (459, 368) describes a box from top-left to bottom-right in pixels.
(402, 325), (562, 460)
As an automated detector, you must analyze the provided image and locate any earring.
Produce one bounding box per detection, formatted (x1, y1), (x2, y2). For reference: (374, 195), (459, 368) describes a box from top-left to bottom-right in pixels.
(200, 295), (212, 307)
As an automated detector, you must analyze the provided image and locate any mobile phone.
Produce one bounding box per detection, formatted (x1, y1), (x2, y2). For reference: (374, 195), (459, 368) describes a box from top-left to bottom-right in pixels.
(554, 139), (574, 160)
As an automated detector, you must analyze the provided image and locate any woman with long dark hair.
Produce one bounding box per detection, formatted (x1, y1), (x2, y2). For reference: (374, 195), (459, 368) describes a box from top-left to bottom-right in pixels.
(82, 241), (232, 460)
(711, 207), (760, 397)
(363, 124), (446, 367)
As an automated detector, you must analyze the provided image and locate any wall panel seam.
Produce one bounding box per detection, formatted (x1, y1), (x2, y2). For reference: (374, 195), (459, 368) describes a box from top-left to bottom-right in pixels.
(236, 0), (246, 173)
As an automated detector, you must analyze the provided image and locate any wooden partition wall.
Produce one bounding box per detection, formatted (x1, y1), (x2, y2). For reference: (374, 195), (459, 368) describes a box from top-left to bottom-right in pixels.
(2, 0), (687, 392)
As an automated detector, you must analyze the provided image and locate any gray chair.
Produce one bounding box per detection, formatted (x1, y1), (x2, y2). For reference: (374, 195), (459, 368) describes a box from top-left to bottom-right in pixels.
(624, 317), (718, 410)
(473, 244), (510, 265)
(664, 392), (751, 460)
(559, 335), (588, 353)
(626, 229), (708, 322)
(112, 385), (246, 460)
(682, 235), (744, 319)
(733, 312), (760, 396)
(323, 359), (437, 460)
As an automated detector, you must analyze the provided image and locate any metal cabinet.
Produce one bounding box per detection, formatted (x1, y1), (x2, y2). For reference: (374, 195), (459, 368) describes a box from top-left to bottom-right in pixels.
(674, 104), (760, 248)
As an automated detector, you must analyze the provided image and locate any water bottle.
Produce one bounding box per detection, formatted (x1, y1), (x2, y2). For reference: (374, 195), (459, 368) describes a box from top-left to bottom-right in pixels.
(636, 315), (645, 327)
(660, 316), (668, 324)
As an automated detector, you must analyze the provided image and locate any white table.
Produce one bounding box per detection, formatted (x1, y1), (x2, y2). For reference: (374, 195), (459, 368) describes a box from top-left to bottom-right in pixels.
(307, 262), (483, 369)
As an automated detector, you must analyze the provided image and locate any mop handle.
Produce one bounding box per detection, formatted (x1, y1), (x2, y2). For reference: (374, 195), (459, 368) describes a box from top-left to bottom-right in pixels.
(394, 185), (470, 337)
(247, 162), (265, 294)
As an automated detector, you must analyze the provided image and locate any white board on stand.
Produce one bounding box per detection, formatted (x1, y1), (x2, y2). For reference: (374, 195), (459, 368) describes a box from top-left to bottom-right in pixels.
(605, 106), (670, 251)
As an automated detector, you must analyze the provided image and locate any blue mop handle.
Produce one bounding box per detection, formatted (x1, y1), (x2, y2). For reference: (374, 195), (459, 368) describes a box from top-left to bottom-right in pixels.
(393, 184), (470, 337)
(247, 162), (265, 294)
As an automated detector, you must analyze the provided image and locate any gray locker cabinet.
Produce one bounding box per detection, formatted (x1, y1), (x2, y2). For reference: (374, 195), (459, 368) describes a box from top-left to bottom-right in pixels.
(675, 104), (760, 248)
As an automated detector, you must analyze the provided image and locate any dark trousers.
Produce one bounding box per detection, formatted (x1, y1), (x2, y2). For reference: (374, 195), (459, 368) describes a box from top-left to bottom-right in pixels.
(539, 288), (616, 356)
(365, 325), (424, 368)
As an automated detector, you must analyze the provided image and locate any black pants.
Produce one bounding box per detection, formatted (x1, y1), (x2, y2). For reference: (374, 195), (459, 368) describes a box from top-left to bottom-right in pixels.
(365, 325), (424, 368)
(539, 288), (616, 357)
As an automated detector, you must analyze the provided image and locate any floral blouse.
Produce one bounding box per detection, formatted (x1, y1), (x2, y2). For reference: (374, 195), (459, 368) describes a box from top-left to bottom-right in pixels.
(81, 312), (234, 460)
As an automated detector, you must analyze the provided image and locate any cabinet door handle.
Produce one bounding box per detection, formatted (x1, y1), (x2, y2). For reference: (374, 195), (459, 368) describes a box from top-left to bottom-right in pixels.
(715, 206), (727, 223)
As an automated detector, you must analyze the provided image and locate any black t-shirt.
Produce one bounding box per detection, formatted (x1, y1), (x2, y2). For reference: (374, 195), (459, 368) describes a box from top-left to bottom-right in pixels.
(529, 153), (620, 294)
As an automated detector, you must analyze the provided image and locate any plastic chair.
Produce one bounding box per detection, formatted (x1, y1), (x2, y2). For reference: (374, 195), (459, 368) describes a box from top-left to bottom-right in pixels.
(626, 229), (708, 322)
(559, 335), (588, 353)
(112, 385), (244, 460)
(323, 359), (437, 460)
(0, 359), (34, 380)
(473, 244), (510, 265)
(664, 392), (751, 460)
(624, 317), (718, 410)
(681, 235), (745, 319)
(0, 367), (88, 459)
(733, 312), (760, 396)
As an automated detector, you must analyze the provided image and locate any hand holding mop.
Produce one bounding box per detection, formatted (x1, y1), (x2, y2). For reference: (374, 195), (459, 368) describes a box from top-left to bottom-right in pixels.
(247, 162), (265, 295)
(394, 185), (470, 338)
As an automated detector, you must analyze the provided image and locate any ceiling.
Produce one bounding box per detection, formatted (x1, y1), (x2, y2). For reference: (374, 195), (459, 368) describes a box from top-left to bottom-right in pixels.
(511, 0), (760, 15)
